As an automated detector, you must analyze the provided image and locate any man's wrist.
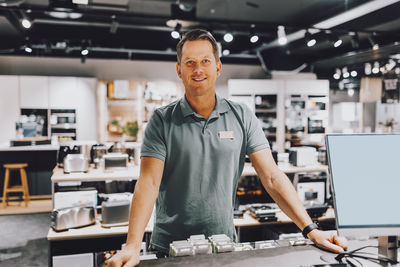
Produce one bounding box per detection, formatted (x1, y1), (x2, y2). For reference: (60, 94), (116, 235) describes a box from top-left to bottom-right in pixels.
(302, 223), (319, 238)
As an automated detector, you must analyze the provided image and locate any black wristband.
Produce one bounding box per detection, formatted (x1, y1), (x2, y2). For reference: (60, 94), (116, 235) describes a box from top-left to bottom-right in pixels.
(302, 223), (319, 238)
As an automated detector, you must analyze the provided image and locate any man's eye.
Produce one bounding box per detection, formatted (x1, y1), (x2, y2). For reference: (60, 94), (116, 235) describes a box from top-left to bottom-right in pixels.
(186, 61), (194, 64)
(203, 59), (210, 63)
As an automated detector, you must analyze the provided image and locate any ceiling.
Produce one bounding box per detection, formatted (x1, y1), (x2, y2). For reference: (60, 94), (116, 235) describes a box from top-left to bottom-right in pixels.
(0, 0), (400, 81)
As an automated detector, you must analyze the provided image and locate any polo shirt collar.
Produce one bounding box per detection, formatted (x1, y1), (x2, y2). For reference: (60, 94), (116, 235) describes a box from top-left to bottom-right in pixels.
(180, 94), (230, 118)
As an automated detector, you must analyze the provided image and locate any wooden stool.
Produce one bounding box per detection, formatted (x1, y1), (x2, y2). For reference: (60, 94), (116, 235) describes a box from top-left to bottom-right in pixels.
(2, 163), (30, 208)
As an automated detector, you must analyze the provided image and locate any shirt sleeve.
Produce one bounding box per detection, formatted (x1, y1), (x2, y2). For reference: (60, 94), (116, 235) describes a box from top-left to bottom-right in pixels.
(244, 105), (270, 155)
(140, 110), (167, 162)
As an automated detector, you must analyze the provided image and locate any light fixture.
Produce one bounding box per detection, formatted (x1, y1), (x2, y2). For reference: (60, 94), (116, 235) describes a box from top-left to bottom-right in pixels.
(372, 61), (379, 74)
(347, 88), (355, 97)
(110, 15), (119, 34)
(81, 41), (89, 56)
(305, 30), (316, 47)
(386, 59), (396, 71)
(368, 36), (379, 50)
(333, 36), (342, 48)
(277, 25), (287, 45)
(333, 68), (341, 80)
(350, 32), (359, 49)
(342, 67), (349, 78)
(21, 18), (31, 29)
(24, 45), (32, 53)
(350, 70), (357, 77)
(223, 32), (233, 43)
(171, 23), (182, 39)
(222, 49), (230, 56)
(365, 63), (372, 75)
(395, 67), (400, 75)
(250, 34), (259, 43)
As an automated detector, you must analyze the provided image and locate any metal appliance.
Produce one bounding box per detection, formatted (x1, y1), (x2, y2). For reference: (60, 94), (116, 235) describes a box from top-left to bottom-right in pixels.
(101, 200), (130, 227)
(289, 146), (317, 166)
(50, 205), (95, 231)
(63, 154), (89, 173)
(103, 153), (128, 170)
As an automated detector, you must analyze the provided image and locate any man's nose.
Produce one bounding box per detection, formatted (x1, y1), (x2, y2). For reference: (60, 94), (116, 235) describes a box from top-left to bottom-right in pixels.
(193, 63), (204, 74)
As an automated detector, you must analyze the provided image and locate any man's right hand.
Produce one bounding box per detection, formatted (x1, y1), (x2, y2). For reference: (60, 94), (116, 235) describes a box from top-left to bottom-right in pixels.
(107, 248), (140, 267)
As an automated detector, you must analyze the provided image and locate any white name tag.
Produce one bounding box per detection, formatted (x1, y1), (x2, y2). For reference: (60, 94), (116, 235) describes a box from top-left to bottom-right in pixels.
(218, 131), (234, 139)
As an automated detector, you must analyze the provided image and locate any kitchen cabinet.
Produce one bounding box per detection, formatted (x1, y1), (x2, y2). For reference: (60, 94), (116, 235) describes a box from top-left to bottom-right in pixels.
(228, 79), (329, 152)
(0, 76), (19, 143)
(20, 76), (49, 108)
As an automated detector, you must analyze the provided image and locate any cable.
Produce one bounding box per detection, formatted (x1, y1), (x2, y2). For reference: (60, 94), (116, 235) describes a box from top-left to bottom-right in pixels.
(335, 245), (398, 266)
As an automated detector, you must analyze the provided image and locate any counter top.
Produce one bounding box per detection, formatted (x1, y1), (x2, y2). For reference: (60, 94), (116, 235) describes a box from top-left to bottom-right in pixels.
(51, 165), (140, 182)
(0, 144), (59, 152)
(242, 162), (327, 176)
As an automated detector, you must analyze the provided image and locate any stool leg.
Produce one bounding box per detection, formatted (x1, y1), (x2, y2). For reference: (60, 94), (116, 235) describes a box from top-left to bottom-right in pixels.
(2, 168), (10, 208)
(20, 168), (30, 207)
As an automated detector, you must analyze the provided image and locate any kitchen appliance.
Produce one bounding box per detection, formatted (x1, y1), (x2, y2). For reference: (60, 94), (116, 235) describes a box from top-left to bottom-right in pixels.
(63, 154), (89, 173)
(90, 144), (108, 164)
(103, 153), (128, 170)
(51, 205), (95, 231)
(50, 109), (77, 140)
(289, 146), (317, 166)
(101, 200), (130, 227)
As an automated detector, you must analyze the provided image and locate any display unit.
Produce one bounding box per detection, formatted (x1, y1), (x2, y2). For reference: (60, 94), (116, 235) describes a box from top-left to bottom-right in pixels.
(326, 134), (400, 263)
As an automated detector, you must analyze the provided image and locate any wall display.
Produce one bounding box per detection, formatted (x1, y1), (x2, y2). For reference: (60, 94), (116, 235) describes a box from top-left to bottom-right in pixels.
(382, 73), (400, 103)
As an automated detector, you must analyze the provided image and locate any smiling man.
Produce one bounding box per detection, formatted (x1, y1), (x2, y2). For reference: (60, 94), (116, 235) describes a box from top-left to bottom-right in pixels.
(108, 29), (347, 267)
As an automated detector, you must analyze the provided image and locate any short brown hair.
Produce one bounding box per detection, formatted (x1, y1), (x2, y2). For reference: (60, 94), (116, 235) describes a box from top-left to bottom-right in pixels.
(176, 29), (220, 64)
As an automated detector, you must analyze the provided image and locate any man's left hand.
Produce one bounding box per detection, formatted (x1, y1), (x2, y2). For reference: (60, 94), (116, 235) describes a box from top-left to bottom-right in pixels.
(308, 229), (348, 253)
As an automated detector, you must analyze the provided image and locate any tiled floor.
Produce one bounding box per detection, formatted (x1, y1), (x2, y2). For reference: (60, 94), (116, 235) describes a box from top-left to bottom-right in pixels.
(0, 213), (49, 266)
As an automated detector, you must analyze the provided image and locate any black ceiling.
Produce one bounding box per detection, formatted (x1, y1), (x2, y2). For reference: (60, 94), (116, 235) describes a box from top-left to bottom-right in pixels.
(0, 0), (400, 80)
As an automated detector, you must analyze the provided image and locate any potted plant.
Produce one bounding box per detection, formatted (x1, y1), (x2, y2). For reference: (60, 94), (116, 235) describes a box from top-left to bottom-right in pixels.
(123, 121), (139, 141)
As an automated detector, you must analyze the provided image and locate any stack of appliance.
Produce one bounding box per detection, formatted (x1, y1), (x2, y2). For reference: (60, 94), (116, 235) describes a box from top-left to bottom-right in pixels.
(246, 203), (280, 222)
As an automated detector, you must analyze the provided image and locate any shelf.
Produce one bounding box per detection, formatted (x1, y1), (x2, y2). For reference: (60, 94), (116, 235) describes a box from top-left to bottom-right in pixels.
(107, 99), (138, 106)
(255, 109), (277, 113)
(51, 123), (76, 129)
(108, 98), (138, 101)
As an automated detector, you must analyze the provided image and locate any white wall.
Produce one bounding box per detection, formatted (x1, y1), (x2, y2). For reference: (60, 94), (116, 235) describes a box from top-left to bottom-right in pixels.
(0, 76), (19, 143)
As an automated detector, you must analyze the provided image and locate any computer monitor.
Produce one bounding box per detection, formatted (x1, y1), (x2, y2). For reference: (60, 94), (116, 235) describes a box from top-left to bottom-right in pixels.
(326, 134), (400, 261)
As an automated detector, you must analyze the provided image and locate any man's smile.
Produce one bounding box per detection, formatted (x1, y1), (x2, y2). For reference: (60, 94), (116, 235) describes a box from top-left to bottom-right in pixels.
(192, 77), (207, 82)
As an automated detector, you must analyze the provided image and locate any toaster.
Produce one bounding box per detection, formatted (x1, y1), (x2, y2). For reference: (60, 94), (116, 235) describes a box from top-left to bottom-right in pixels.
(101, 200), (130, 228)
(289, 147), (317, 166)
(103, 153), (128, 170)
(63, 154), (89, 173)
(51, 205), (96, 231)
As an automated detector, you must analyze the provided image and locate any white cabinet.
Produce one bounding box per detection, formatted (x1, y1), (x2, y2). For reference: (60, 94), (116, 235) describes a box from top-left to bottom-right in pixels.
(0, 76), (19, 143)
(19, 76), (49, 108)
(49, 77), (97, 140)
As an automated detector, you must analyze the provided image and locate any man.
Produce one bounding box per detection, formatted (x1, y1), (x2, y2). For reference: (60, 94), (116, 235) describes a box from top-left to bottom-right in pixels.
(108, 29), (347, 267)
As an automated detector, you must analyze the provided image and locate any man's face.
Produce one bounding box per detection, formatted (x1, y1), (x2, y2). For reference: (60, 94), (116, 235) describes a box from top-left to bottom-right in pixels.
(176, 40), (222, 97)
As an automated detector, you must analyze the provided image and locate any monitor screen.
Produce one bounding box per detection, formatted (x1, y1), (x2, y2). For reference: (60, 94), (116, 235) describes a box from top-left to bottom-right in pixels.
(326, 134), (400, 237)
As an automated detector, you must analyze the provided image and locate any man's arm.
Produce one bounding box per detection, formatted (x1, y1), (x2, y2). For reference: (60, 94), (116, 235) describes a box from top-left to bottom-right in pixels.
(108, 156), (164, 267)
(249, 148), (348, 253)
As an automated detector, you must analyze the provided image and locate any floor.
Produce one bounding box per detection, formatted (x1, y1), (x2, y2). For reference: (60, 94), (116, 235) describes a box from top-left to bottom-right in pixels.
(0, 212), (49, 266)
(0, 199), (52, 215)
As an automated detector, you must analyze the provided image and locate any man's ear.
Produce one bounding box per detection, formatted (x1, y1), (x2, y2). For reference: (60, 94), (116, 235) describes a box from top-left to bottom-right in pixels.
(216, 61), (222, 77)
(176, 63), (182, 79)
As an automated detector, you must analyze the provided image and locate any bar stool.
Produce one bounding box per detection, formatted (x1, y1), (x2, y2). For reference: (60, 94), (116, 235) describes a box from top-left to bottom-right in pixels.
(2, 163), (30, 208)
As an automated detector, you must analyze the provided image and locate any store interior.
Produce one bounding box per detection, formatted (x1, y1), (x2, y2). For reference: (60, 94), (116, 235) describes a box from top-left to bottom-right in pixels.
(0, 0), (400, 266)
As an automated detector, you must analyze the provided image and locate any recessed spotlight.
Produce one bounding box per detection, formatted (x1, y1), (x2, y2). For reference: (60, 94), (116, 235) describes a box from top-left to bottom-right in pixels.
(171, 31), (180, 39)
(24, 46), (32, 53)
(305, 30), (316, 47)
(347, 88), (355, 97)
(334, 39), (342, 48)
(222, 49), (230, 56)
(224, 33), (233, 43)
(342, 67), (349, 78)
(333, 68), (341, 80)
(21, 18), (31, 29)
(81, 49), (89, 56)
(372, 61), (379, 74)
(350, 70), (357, 77)
(250, 35), (259, 43)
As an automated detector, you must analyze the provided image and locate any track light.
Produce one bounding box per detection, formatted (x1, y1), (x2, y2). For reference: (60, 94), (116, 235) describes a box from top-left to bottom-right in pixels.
(21, 18), (31, 29)
(372, 61), (379, 74)
(365, 63), (372, 75)
(386, 59), (396, 71)
(250, 34), (259, 43)
(333, 68), (341, 80)
(222, 49), (230, 56)
(368, 36), (379, 50)
(110, 15), (119, 34)
(171, 23), (181, 39)
(81, 41), (89, 56)
(347, 88), (355, 97)
(305, 30), (316, 47)
(350, 70), (357, 77)
(332, 34), (342, 48)
(350, 32), (359, 49)
(223, 32), (233, 43)
(277, 25), (287, 45)
(342, 67), (349, 78)
(24, 45), (32, 53)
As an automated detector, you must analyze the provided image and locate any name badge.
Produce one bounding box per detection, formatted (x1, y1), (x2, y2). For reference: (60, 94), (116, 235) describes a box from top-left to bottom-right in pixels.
(218, 131), (234, 139)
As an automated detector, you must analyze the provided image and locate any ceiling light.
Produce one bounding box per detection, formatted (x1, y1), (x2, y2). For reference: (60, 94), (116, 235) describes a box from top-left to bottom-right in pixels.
(372, 61), (379, 74)
(171, 23), (182, 39)
(250, 34), (259, 43)
(342, 67), (349, 78)
(24, 46), (32, 53)
(368, 36), (379, 50)
(81, 48), (88, 56)
(222, 49), (230, 56)
(21, 18), (31, 29)
(350, 32), (359, 49)
(223, 33), (233, 43)
(334, 38), (342, 48)
(305, 30), (316, 47)
(347, 88), (355, 97)
(395, 67), (400, 75)
(277, 25), (287, 45)
(350, 70), (357, 77)
(386, 59), (396, 71)
(333, 68), (341, 80)
(364, 63), (372, 75)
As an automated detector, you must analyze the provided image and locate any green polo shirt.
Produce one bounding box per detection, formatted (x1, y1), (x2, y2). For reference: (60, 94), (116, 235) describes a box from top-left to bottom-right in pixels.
(141, 94), (269, 253)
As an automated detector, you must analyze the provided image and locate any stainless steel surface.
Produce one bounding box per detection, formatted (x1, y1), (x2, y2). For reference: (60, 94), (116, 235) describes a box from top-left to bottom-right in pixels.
(50, 206), (95, 231)
(103, 153), (128, 170)
(63, 154), (89, 173)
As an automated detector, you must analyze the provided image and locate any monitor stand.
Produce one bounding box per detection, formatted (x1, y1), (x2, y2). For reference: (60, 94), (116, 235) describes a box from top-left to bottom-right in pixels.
(378, 236), (399, 264)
